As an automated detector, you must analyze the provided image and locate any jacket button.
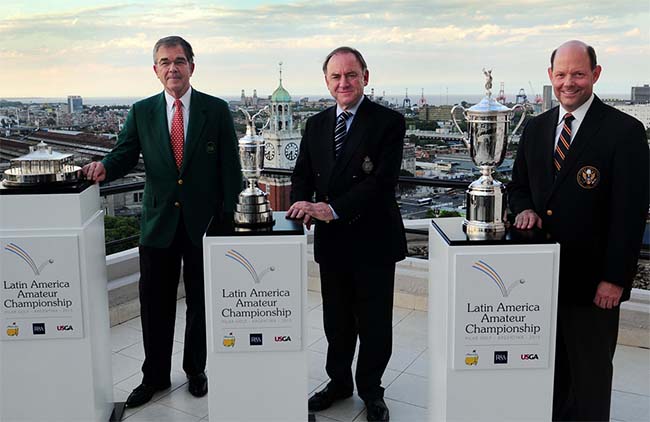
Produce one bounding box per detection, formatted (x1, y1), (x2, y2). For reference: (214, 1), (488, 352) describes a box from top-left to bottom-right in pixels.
(546, 209), (553, 216)
(178, 179), (184, 185)
(174, 201), (181, 208)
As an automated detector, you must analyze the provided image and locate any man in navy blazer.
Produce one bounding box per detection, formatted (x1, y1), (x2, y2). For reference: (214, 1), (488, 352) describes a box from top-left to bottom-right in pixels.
(288, 47), (406, 422)
(509, 40), (649, 421)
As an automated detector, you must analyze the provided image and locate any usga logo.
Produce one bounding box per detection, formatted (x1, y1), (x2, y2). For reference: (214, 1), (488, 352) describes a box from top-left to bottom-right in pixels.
(521, 353), (539, 360)
(57, 325), (73, 331)
(274, 335), (291, 342)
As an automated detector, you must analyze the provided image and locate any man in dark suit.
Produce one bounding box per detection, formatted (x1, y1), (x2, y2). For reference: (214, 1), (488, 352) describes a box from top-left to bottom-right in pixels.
(509, 40), (649, 421)
(287, 46), (406, 422)
(83, 36), (241, 407)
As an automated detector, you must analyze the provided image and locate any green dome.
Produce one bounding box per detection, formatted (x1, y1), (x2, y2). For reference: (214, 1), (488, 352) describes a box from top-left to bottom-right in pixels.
(271, 81), (292, 102)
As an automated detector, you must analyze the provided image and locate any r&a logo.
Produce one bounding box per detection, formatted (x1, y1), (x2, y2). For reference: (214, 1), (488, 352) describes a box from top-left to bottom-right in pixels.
(494, 351), (508, 364)
(32, 323), (46, 335)
(250, 333), (263, 346)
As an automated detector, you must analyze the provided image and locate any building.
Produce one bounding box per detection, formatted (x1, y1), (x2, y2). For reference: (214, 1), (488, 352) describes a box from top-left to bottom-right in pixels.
(614, 103), (650, 129)
(67, 95), (83, 113)
(631, 84), (650, 104)
(419, 105), (453, 122)
(402, 142), (416, 175)
(542, 85), (553, 112)
(259, 65), (301, 211)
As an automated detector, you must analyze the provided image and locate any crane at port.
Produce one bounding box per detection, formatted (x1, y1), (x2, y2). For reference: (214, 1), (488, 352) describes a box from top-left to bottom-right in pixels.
(528, 81), (543, 104)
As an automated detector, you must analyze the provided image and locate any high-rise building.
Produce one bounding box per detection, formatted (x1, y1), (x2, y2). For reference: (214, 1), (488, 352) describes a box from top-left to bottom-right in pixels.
(542, 85), (553, 112)
(67, 95), (83, 113)
(631, 84), (650, 103)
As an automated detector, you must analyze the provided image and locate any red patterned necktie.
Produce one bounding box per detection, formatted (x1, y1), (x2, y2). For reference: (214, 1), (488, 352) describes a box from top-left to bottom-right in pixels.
(553, 113), (574, 172)
(171, 99), (184, 169)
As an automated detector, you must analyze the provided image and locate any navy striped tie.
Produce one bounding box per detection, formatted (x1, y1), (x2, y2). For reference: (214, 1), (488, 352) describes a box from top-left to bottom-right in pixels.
(334, 111), (352, 158)
(553, 113), (574, 172)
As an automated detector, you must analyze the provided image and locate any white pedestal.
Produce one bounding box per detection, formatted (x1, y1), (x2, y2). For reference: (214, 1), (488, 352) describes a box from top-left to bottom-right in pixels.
(203, 213), (308, 422)
(428, 218), (560, 422)
(0, 183), (114, 422)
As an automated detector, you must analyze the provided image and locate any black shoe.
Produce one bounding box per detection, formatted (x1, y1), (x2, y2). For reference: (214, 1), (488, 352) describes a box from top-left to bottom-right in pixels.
(308, 386), (353, 412)
(187, 372), (208, 397)
(125, 382), (170, 408)
(365, 398), (389, 421)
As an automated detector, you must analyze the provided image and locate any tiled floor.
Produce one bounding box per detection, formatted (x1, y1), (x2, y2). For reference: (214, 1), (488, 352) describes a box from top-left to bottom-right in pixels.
(111, 292), (650, 421)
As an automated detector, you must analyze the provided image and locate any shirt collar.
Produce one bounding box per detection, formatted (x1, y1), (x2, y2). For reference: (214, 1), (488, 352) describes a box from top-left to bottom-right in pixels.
(164, 86), (192, 110)
(558, 93), (594, 125)
(336, 95), (365, 117)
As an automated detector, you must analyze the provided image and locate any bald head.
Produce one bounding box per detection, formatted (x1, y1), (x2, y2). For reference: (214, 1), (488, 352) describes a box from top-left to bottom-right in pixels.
(550, 40), (597, 70)
(547, 40), (602, 112)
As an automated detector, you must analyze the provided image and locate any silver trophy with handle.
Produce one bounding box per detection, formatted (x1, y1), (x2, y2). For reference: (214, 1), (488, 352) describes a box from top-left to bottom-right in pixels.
(451, 69), (526, 240)
(233, 107), (274, 230)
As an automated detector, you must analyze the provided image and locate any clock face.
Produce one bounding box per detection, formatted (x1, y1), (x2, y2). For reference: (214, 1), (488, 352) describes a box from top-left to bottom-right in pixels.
(265, 143), (275, 161)
(284, 142), (299, 161)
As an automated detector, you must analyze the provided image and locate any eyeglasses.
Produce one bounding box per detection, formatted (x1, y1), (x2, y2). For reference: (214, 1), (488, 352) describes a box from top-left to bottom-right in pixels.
(156, 59), (190, 69)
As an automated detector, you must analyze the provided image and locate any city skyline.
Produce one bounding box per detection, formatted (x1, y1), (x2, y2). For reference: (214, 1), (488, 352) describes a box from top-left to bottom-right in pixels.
(3, 0), (649, 98)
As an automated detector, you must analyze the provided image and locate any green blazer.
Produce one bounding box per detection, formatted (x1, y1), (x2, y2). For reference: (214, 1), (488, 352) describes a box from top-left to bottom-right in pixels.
(102, 89), (242, 248)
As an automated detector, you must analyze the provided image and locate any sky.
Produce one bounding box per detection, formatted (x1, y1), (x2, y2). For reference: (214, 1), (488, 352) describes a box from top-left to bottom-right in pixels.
(2, 0), (649, 99)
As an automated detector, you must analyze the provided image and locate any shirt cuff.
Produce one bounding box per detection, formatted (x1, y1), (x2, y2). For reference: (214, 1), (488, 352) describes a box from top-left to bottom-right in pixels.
(328, 204), (339, 220)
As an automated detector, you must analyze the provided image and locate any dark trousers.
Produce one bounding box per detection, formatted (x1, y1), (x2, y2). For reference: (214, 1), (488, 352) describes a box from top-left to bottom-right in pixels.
(138, 219), (206, 387)
(319, 261), (395, 400)
(552, 303), (620, 422)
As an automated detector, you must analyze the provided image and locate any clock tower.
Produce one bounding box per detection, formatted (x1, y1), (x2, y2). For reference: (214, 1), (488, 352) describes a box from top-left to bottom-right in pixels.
(259, 63), (302, 211)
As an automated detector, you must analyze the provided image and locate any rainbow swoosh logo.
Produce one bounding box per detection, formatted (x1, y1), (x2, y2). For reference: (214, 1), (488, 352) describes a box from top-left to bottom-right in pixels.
(472, 260), (525, 297)
(4, 243), (54, 275)
(225, 249), (275, 284)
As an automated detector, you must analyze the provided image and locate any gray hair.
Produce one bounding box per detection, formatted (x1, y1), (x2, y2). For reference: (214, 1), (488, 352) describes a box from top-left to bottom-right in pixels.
(153, 36), (194, 64)
(322, 46), (367, 73)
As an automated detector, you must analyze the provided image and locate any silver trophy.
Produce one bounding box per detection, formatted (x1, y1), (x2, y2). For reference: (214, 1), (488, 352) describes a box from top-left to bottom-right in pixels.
(233, 107), (274, 230)
(451, 69), (526, 240)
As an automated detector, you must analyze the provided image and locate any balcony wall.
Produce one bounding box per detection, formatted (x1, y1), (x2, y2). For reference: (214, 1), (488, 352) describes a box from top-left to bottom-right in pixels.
(105, 219), (649, 348)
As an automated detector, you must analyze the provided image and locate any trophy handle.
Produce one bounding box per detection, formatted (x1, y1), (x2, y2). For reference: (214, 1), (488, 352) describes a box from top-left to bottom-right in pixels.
(450, 105), (469, 148)
(510, 104), (527, 137)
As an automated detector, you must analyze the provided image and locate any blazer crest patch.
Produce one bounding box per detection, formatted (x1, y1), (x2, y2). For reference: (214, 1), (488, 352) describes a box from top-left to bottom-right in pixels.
(577, 165), (600, 189)
(206, 141), (217, 154)
(362, 156), (374, 174)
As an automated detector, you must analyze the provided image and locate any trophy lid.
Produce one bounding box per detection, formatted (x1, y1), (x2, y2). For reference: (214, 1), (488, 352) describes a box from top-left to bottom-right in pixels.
(467, 95), (511, 114)
(12, 141), (73, 162)
(2, 141), (81, 187)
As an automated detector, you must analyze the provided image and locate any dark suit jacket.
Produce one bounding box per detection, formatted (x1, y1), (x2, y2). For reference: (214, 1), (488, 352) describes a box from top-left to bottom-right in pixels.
(102, 89), (241, 248)
(509, 96), (649, 304)
(291, 96), (407, 266)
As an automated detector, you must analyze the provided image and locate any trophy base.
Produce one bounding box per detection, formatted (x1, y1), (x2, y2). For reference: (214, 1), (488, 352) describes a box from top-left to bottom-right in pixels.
(462, 219), (506, 240)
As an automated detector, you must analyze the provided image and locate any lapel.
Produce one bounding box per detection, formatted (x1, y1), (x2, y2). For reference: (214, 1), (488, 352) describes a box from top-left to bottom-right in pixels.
(150, 92), (177, 171)
(539, 107), (558, 197)
(331, 96), (369, 181)
(181, 89), (207, 175)
(317, 107), (337, 185)
(550, 96), (605, 192)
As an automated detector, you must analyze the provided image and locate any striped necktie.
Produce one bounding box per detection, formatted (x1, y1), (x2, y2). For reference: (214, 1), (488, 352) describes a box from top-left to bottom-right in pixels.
(334, 110), (352, 158)
(171, 99), (184, 169)
(553, 113), (574, 172)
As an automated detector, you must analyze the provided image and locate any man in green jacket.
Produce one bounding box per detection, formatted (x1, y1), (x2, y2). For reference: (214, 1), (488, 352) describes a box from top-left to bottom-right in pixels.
(83, 36), (241, 407)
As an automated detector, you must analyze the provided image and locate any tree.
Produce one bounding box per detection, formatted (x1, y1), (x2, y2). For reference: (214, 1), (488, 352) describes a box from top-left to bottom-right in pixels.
(104, 215), (140, 254)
